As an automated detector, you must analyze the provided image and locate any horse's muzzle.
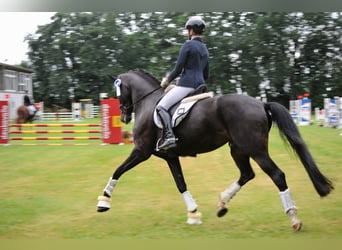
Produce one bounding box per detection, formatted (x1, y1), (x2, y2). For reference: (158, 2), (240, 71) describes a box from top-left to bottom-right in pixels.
(121, 113), (132, 124)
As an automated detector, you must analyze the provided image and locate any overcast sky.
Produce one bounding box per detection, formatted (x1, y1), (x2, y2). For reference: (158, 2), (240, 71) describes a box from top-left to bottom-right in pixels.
(0, 12), (55, 65)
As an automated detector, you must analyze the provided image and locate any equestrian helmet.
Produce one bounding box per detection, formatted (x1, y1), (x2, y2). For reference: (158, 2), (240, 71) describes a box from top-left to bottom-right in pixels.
(185, 16), (206, 34)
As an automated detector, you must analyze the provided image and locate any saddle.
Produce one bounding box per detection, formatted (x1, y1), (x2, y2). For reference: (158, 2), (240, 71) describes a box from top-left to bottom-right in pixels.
(153, 84), (214, 129)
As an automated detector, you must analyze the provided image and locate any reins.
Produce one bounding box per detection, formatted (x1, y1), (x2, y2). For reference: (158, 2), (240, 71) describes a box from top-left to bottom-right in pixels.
(114, 70), (163, 112)
(121, 85), (162, 111)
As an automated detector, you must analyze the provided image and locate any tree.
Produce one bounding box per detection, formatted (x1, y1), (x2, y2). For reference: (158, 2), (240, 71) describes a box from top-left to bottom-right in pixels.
(27, 12), (124, 107)
(295, 12), (342, 108)
(26, 12), (341, 109)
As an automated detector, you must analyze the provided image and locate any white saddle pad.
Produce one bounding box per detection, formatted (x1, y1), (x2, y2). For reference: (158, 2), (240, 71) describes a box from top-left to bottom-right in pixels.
(153, 92), (214, 129)
(153, 100), (198, 129)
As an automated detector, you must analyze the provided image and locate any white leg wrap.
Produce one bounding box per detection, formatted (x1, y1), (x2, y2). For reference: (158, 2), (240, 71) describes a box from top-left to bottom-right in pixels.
(287, 208), (301, 226)
(97, 196), (111, 208)
(182, 191), (198, 212)
(104, 177), (118, 197)
(220, 181), (241, 204)
(279, 189), (297, 213)
(187, 211), (202, 225)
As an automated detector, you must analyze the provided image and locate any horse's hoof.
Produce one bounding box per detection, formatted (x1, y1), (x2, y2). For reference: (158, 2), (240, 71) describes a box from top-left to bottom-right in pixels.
(97, 196), (111, 212)
(187, 212), (202, 225)
(217, 207), (228, 217)
(217, 202), (228, 217)
(97, 206), (110, 213)
(292, 221), (302, 232)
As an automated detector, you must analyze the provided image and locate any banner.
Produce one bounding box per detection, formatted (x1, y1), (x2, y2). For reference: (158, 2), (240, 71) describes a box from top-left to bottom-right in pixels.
(298, 97), (311, 126)
(324, 98), (339, 127)
(101, 98), (123, 144)
(0, 100), (9, 144)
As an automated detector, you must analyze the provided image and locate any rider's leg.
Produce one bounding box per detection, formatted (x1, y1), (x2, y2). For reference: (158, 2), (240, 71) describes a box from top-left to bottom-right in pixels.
(156, 86), (194, 150)
(158, 86), (195, 110)
(27, 105), (36, 116)
(156, 106), (177, 149)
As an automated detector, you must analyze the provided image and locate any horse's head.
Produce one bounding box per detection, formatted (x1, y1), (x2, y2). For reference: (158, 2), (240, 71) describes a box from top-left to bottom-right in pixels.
(108, 70), (162, 124)
(108, 74), (133, 124)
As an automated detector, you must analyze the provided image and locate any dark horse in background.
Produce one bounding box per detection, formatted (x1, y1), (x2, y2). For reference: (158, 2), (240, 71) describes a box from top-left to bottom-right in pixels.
(96, 69), (333, 231)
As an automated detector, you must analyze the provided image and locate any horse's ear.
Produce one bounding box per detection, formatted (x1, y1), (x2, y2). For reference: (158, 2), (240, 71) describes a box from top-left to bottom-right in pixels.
(107, 74), (116, 81)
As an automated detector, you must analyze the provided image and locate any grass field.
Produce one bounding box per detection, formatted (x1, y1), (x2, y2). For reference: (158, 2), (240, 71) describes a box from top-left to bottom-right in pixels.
(0, 120), (341, 239)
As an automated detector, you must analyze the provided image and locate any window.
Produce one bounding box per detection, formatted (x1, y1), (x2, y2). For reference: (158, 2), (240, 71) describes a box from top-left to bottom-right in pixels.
(3, 70), (17, 91)
(18, 73), (31, 92)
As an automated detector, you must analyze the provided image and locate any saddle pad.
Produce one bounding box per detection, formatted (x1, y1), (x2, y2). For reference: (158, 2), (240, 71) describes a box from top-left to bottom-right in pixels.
(153, 100), (198, 129)
(153, 92), (214, 129)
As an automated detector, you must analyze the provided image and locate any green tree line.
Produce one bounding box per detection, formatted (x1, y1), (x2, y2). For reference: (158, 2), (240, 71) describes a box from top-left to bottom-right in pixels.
(25, 12), (341, 109)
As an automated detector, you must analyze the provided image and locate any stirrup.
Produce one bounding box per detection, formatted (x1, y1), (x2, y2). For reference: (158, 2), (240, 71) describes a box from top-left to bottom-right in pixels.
(156, 137), (177, 151)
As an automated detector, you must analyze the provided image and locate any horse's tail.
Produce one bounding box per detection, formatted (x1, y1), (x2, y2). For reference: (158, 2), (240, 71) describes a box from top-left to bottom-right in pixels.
(265, 102), (334, 197)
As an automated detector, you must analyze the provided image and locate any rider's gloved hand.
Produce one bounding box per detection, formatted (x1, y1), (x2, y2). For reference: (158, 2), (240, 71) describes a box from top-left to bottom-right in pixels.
(160, 77), (169, 88)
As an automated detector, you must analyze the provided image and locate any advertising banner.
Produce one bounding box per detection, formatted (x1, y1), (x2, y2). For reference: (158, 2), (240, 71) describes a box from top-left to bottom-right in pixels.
(299, 97), (311, 126)
(101, 98), (123, 144)
(0, 100), (9, 144)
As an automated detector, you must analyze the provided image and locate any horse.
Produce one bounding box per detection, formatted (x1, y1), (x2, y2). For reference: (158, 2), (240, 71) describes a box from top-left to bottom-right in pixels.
(96, 69), (333, 231)
(16, 105), (36, 124)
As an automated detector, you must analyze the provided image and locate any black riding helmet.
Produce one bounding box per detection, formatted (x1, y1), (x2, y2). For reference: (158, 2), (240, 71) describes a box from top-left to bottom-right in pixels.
(185, 16), (206, 35)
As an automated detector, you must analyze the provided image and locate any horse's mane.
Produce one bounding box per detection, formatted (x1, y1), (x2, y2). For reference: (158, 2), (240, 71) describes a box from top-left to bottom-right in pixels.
(130, 69), (161, 85)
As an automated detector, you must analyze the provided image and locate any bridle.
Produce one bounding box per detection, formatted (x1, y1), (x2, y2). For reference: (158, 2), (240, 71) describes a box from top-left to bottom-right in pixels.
(114, 78), (162, 113)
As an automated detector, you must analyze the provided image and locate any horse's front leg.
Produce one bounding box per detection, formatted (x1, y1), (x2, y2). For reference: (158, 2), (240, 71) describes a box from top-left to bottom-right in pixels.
(166, 157), (202, 225)
(217, 145), (255, 217)
(97, 148), (151, 212)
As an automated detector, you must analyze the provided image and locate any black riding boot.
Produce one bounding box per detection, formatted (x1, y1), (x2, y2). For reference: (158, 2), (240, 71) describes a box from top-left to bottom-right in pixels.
(156, 106), (177, 150)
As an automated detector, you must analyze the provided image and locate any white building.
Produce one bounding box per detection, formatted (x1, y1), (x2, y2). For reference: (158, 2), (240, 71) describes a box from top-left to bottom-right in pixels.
(0, 63), (34, 120)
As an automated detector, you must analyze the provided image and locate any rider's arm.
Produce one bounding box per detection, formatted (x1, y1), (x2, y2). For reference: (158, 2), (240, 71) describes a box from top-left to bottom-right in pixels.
(167, 42), (189, 83)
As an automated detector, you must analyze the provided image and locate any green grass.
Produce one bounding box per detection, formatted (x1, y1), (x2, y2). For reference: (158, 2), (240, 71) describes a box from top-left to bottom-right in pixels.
(0, 121), (341, 239)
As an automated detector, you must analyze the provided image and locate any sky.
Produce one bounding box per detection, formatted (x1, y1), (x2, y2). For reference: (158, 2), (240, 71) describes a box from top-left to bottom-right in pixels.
(0, 12), (55, 65)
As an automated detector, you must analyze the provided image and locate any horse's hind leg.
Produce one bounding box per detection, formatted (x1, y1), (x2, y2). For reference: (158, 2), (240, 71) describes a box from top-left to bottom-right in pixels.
(252, 152), (302, 231)
(217, 144), (255, 217)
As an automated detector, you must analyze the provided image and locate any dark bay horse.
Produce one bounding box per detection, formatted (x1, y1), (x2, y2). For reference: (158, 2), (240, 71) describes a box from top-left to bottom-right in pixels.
(96, 69), (333, 230)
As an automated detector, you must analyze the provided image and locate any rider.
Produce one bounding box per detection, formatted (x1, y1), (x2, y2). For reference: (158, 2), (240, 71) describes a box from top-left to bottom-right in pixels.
(156, 16), (209, 151)
(23, 91), (37, 116)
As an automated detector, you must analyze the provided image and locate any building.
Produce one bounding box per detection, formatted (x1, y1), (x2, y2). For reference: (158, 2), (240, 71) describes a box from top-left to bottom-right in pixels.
(0, 62), (34, 119)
